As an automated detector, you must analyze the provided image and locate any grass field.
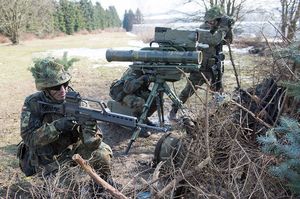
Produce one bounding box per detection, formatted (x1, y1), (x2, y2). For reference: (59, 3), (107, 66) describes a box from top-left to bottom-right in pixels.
(0, 31), (263, 197)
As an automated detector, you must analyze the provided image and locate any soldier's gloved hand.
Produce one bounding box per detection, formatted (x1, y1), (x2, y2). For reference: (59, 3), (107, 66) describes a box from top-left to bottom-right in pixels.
(148, 75), (156, 82)
(54, 117), (76, 132)
(140, 75), (149, 83)
(81, 120), (102, 149)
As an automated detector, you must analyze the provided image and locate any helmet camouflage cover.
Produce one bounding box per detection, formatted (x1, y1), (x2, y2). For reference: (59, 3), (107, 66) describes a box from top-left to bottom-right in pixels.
(204, 6), (224, 21)
(29, 54), (76, 90)
(153, 133), (186, 169)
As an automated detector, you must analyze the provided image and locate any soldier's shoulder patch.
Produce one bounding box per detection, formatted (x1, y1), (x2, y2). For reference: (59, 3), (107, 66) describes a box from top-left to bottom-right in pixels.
(21, 109), (31, 129)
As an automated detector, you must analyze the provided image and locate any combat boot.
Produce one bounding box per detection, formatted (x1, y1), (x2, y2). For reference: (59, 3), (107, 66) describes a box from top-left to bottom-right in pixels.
(168, 107), (178, 121)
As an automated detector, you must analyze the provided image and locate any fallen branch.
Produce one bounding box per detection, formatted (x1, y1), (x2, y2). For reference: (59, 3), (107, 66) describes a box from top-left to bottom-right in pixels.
(151, 161), (164, 196)
(72, 154), (127, 199)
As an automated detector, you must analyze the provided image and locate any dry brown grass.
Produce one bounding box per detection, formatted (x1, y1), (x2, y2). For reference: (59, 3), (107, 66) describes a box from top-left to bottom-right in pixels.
(0, 34), (9, 43)
(145, 87), (290, 198)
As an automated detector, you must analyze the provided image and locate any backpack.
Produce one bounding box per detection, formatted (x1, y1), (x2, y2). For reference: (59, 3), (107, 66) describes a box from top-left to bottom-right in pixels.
(17, 141), (36, 176)
(109, 79), (126, 102)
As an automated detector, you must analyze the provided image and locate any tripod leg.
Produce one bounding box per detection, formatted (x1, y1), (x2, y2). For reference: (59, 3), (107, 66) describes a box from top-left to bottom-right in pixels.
(125, 83), (159, 154)
(159, 90), (165, 124)
(156, 94), (163, 125)
(139, 83), (159, 122)
(163, 83), (185, 115)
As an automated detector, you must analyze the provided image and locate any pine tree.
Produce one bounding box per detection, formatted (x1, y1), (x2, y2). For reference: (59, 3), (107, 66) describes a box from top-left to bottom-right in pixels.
(79, 0), (94, 31)
(257, 116), (300, 193)
(93, 2), (105, 29)
(122, 9), (135, 31)
(74, 2), (85, 32)
(54, 1), (66, 33)
(122, 10), (129, 31)
(62, 0), (76, 35)
(134, 8), (143, 24)
(107, 6), (121, 27)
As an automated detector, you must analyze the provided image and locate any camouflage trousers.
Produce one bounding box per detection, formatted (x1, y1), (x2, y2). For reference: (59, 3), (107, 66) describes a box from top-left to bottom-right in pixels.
(122, 92), (157, 118)
(173, 71), (212, 108)
(40, 141), (113, 178)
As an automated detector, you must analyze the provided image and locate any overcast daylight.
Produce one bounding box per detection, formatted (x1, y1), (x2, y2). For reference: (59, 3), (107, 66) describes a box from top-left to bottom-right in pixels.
(1, 0), (300, 198)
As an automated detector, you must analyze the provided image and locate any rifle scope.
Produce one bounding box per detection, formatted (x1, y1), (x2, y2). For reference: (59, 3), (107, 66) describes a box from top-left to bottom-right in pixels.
(106, 49), (202, 64)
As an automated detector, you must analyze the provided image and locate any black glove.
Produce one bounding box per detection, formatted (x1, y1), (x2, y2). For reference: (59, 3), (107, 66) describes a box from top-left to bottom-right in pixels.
(54, 117), (76, 132)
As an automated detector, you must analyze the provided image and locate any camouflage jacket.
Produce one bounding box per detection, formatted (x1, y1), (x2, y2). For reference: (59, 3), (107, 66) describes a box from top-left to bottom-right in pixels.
(20, 90), (100, 167)
(121, 68), (150, 96)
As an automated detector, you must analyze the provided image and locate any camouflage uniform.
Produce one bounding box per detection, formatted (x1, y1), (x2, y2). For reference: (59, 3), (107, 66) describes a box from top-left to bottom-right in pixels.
(170, 6), (232, 118)
(118, 68), (156, 118)
(20, 91), (112, 176)
(19, 57), (112, 178)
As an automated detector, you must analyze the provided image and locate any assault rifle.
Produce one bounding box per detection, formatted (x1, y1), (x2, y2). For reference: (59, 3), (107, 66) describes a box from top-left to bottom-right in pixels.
(38, 91), (166, 132)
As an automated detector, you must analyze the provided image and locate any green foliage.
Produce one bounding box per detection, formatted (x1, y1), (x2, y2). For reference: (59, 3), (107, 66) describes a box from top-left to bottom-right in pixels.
(59, 0), (76, 35)
(122, 9), (135, 32)
(55, 52), (79, 71)
(29, 52), (78, 79)
(257, 117), (300, 193)
(274, 41), (300, 64)
(0, 0), (122, 43)
(73, 3), (86, 32)
(282, 81), (300, 101)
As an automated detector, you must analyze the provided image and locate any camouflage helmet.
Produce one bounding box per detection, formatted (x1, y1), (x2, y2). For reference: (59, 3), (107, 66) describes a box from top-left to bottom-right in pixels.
(29, 53), (78, 90)
(153, 133), (185, 169)
(204, 6), (224, 21)
(29, 57), (71, 91)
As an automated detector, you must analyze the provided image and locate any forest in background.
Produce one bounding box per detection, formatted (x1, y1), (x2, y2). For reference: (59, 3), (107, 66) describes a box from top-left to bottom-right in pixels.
(0, 0), (123, 44)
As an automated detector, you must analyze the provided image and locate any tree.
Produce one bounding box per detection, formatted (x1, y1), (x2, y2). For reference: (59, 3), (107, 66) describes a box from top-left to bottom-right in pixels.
(0, 0), (55, 44)
(134, 8), (143, 24)
(79, 0), (94, 31)
(108, 6), (121, 27)
(180, 0), (248, 22)
(257, 117), (300, 193)
(59, 0), (76, 35)
(93, 2), (105, 29)
(74, 2), (86, 32)
(122, 9), (135, 32)
(280, 0), (300, 41)
(25, 0), (56, 35)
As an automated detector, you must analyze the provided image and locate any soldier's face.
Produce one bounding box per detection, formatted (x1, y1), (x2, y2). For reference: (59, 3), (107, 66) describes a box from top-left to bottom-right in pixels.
(207, 20), (218, 28)
(48, 82), (69, 101)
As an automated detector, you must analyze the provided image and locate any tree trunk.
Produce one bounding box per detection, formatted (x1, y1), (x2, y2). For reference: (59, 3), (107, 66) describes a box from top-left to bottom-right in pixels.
(11, 32), (19, 45)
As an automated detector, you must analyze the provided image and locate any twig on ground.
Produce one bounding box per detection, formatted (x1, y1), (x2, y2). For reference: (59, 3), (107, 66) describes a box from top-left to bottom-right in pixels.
(72, 154), (128, 199)
(153, 157), (211, 199)
(6, 171), (17, 199)
(151, 161), (164, 196)
(231, 100), (272, 128)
